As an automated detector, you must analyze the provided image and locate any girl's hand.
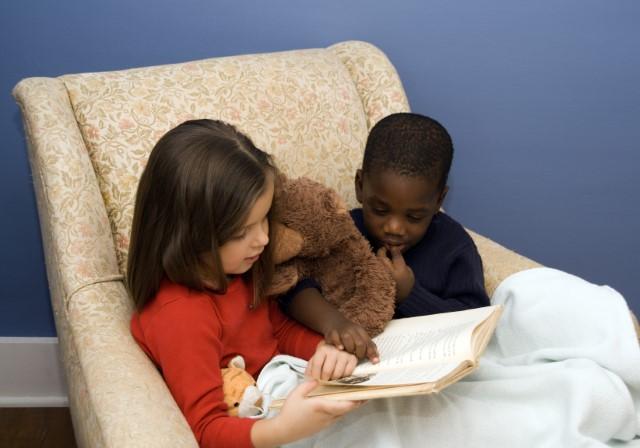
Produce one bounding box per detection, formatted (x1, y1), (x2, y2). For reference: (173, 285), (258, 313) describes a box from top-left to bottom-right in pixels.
(306, 341), (358, 381)
(324, 316), (379, 363)
(252, 381), (363, 447)
(377, 246), (415, 302)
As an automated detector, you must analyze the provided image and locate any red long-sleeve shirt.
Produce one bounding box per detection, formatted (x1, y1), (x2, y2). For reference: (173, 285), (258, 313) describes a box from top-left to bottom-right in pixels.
(130, 277), (322, 448)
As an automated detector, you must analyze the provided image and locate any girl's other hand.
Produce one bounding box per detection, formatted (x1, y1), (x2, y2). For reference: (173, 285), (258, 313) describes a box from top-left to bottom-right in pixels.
(251, 380), (362, 447)
(306, 341), (358, 381)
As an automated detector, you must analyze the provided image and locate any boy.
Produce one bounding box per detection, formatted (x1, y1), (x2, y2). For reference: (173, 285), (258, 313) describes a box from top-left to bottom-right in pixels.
(281, 113), (489, 360)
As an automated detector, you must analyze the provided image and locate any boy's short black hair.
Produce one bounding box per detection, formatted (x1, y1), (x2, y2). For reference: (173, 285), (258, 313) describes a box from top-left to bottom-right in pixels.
(362, 113), (453, 191)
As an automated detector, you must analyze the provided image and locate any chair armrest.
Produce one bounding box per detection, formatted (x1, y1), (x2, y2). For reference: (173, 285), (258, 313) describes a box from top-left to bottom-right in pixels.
(468, 229), (639, 341)
(12, 77), (121, 296)
(66, 282), (197, 447)
(467, 229), (542, 297)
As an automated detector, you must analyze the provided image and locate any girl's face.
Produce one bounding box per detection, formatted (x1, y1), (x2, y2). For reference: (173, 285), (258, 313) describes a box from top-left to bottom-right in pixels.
(218, 176), (274, 275)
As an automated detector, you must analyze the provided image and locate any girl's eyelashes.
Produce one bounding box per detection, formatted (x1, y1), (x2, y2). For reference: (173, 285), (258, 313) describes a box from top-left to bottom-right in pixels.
(230, 229), (247, 240)
(230, 216), (267, 241)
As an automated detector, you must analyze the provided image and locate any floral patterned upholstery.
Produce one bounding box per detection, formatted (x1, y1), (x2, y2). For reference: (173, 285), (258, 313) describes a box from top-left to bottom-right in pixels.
(13, 41), (558, 447)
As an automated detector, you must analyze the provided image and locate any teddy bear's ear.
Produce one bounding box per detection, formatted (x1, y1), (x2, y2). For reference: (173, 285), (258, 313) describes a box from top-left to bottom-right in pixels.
(229, 355), (246, 370)
(326, 189), (348, 215)
(271, 222), (304, 264)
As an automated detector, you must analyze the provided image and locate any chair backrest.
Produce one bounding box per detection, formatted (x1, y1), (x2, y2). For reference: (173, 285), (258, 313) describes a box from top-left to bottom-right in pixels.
(40, 41), (409, 275)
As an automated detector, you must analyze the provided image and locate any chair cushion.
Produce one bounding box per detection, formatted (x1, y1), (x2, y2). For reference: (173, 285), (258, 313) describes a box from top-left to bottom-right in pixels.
(61, 48), (370, 273)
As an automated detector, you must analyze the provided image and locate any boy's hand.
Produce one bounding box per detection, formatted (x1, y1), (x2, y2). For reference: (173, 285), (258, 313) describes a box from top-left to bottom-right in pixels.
(377, 247), (415, 302)
(306, 341), (359, 381)
(324, 317), (379, 363)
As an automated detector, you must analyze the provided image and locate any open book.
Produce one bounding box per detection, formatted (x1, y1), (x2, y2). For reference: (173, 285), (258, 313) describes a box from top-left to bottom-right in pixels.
(273, 304), (502, 406)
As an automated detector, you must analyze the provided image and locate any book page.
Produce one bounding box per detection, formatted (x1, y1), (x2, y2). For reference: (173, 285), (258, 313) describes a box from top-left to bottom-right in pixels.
(351, 305), (498, 377)
(352, 321), (474, 376)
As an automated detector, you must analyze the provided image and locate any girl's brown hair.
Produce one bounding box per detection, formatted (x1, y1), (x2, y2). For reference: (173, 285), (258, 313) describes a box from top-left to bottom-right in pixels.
(126, 119), (278, 309)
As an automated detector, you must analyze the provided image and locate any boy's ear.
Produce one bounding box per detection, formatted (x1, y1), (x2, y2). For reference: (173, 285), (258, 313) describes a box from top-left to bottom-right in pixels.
(355, 169), (364, 204)
(437, 186), (449, 210)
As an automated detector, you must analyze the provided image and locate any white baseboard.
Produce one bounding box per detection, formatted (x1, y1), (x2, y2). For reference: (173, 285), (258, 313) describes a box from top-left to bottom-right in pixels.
(0, 337), (69, 407)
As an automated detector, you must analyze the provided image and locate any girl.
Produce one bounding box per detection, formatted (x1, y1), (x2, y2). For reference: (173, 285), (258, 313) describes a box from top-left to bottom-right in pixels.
(126, 119), (360, 448)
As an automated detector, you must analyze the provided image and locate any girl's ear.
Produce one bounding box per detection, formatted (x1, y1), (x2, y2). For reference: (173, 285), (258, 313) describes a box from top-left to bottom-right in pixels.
(355, 169), (364, 204)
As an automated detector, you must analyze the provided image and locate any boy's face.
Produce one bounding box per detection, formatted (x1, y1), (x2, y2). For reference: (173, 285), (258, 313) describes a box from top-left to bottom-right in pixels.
(355, 168), (447, 253)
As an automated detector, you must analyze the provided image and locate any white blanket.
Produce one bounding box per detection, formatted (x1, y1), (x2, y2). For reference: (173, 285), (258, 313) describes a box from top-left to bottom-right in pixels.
(267, 267), (640, 447)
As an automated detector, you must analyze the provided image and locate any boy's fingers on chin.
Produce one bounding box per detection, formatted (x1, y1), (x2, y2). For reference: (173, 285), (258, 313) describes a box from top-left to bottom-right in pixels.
(390, 248), (406, 265)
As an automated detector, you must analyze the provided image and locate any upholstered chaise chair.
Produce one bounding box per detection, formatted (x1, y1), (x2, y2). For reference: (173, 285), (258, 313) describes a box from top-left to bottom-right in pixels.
(13, 41), (639, 447)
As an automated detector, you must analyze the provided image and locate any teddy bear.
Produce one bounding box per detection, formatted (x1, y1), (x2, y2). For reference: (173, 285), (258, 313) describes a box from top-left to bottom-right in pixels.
(268, 175), (396, 336)
(221, 355), (263, 418)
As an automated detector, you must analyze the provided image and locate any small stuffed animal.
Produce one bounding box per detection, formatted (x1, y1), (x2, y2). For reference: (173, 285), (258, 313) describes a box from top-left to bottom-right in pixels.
(221, 355), (263, 417)
(269, 175), (396, 336)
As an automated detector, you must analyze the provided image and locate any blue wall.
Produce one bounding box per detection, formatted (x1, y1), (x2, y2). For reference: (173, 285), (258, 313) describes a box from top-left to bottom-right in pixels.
(2, 1), (639, 336)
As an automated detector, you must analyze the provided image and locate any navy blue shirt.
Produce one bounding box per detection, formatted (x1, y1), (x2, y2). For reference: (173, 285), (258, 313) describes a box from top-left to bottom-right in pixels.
(351, 209), (489, 318)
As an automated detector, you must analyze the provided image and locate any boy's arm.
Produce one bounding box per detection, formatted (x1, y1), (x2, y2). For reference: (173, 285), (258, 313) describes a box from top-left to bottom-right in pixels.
(279, 282), (379, 361)
(396, 242), (490, 317)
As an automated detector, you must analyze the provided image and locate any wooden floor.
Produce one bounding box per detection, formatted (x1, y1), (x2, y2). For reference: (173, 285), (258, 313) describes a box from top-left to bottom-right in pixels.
(0, 407), (77, 448)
